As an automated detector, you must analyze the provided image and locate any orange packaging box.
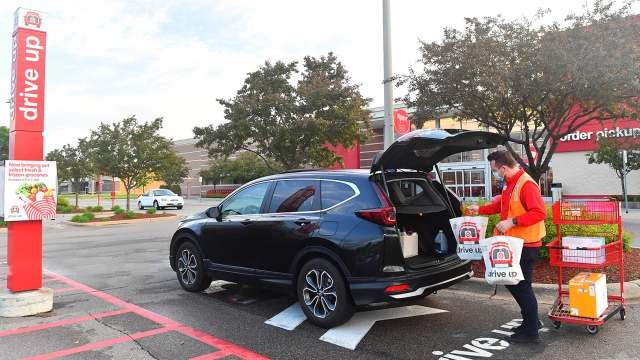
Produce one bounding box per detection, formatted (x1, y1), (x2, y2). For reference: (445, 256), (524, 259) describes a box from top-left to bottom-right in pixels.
(569, 272), (608, 319)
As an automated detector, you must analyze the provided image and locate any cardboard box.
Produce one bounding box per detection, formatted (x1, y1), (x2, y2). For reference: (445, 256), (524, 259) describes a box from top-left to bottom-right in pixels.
(562, 236), (606, 264)
(569, 272), (608, 319)
(399, 232), (418, 258)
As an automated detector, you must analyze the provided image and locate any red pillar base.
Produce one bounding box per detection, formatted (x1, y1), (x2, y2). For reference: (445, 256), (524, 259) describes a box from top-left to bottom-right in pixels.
(7, 221), (43, 292)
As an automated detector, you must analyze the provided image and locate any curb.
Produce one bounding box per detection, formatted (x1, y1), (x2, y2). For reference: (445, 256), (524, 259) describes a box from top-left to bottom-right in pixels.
(63, 215), (182, 227)
(451, 276), (640, 301)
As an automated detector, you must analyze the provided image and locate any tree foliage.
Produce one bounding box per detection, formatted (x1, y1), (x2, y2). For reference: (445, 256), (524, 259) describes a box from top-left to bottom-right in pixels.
(153, 150), (189, 186)
(199, 157), (230, 193)
(396, 0), (640, 182)
(585, 136), (640, 195)
(193, 52), (373, 171)
(87, 116), (178, 211)
(226, 152), (281, 184)
(44, 140), (93, 208)
(0, 126), (9, 161)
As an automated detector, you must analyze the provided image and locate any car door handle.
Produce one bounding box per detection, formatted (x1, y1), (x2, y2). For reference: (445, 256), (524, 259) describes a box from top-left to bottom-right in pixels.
(294, 219), (311, 226)
(241, 219), (254, 225)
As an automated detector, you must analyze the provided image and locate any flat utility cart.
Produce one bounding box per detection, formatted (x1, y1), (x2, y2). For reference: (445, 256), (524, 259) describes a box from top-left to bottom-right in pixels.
(547, 195), (626, 334)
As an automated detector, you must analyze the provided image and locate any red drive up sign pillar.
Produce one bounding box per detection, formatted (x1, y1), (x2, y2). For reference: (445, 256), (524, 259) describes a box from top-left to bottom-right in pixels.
(7, 8), (47, 292)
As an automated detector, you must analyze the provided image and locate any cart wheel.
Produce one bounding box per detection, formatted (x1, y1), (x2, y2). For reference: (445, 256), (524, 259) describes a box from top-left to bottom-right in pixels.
(620, 309), (626, 320)
(586, 325), (599, 334)
(553, 321), (562, 329)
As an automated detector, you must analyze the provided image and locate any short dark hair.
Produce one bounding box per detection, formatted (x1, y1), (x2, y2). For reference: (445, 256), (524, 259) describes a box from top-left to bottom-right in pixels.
(487, 150), (516, 168)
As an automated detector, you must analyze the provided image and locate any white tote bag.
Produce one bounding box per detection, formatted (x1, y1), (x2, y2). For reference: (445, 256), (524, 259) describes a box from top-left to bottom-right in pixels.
(449, 210), (488, 260)
(479, 235), (525, 285)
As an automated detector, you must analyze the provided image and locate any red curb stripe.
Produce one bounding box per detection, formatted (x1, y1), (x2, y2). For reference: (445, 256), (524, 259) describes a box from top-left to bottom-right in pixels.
(24, 327), (173, 360)
(41, 270), (269, 359)
(0, 309), (130, 337)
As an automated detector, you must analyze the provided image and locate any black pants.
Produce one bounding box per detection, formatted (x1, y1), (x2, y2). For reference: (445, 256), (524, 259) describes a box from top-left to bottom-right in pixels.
(505, 246), (541, 335)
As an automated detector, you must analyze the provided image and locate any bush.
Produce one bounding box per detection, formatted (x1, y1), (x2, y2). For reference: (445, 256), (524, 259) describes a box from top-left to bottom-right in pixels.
(202, 193), (228, 198)
(162, 211), (167, 214)
(160, 184), (182, 195)
(70, 214), (88, 223)
(57, 196), (70, 207)
(56, 204), (64, 211)
(62, 206), (74, 214)
(146, 207), (157, 214)
(82, 212), (96, 220)
(114, 208), (125, 215)
(112, 205), (122, 211)
(0, 221), (7, 227)
(125, 210), (137, 219)
(93, 205), (104, 212)
(86, 206), (93, 211)
(102, 217), (110, 222)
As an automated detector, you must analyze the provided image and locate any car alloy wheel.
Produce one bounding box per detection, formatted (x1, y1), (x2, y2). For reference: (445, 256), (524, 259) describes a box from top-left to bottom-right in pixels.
(175, 241), (212, 292)
(154, 201), (161, 210)
(138, 202), (144, 210)
(297, 258), (355, 328)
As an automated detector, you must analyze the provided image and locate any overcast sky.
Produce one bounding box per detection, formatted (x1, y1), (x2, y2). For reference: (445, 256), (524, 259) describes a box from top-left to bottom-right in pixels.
(2, 0), (638, 155)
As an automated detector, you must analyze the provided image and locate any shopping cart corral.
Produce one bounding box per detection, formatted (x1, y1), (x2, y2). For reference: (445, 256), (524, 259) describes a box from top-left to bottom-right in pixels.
(547, 196), (626, 334)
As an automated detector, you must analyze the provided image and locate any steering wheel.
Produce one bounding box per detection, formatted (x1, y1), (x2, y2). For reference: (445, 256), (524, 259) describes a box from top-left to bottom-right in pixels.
(222, 209), (242, 215)
(242, 205), (260, 214)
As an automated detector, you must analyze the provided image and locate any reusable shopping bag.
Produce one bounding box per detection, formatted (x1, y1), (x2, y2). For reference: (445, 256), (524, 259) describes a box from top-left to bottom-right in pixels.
(479, 235), (525, 285)
(449, 210), (488, 260)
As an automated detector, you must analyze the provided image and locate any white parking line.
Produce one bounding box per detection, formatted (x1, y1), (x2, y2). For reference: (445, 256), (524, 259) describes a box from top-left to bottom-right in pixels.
(264, 303), (307, 330)
(320, 305), (448, 350)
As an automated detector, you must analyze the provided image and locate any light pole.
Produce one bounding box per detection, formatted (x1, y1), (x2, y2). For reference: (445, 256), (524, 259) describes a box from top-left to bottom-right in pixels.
(187, 176), (191, 199)
(623, 150), (628, 213)
(382, 0), (394, 150)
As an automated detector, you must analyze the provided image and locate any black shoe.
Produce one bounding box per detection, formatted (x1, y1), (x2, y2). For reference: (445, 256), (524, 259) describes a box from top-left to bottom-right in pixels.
(505, 332), (540, 343)
(512, 320), (544, 334)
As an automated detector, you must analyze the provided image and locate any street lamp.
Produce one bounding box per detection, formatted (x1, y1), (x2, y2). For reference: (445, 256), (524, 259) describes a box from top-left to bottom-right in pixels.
(187, 176), (191, 199)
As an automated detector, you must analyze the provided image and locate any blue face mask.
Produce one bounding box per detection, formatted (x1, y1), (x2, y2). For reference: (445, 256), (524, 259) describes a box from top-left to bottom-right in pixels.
(492, 171), (503, 182)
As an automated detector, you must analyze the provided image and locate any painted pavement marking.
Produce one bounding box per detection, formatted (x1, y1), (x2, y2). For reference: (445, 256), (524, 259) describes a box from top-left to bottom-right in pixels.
(264, 303), (307, 330)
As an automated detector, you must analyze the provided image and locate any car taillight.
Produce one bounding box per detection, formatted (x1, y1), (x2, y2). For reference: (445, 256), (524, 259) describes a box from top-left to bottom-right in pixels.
(384, 284), (409, 292)
(355, 183), (396, 226)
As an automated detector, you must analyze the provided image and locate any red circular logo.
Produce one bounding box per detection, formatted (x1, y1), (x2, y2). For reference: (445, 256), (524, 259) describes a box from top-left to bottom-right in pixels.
(394, 109), (410, 135)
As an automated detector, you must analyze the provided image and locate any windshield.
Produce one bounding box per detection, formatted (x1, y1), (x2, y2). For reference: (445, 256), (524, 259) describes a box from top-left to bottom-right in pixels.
(153, 189), (175, 196)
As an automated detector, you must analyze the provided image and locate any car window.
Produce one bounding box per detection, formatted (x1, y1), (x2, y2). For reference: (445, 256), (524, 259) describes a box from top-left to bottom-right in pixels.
(268, 180), (316, 213)
(399, 180), (424, 199)
(154, 189), (174, 196)
(221, 182), (270, 216)
(321, 181), (355, 209)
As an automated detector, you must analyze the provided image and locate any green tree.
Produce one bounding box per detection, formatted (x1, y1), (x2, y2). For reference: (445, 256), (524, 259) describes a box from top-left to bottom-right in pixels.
(199, 157), (230, 194)
(193, 52), (373, 171)
(0, 126), (9, 161)
(226, 152), (281, 184)
(44, 140), (93, 208)
(585, 135), (640, 195)
(87, 116), (177, 211)
(395, 1), (640, 182)
(154, 152), (189, 186)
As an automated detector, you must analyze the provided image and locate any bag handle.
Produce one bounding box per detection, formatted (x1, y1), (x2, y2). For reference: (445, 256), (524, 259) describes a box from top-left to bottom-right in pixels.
(465, 209), (474, 217)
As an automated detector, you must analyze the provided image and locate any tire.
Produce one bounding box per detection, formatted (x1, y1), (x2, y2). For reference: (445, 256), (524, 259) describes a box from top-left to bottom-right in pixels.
(297, 258), (355, 328)
(175, 241), (212, 292)
(177, 206), (183, 209)
(554, 321), (562, 329)
(138, 202), (144, 210)
(620, 309), (626, 320)
(586, 325), (599, 334)
(154, 201), (162, 210)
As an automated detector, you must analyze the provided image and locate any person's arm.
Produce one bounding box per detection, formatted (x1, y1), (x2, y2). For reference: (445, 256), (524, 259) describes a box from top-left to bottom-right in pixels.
(512, 181), (547, 226)
(477, 200), (501, 216)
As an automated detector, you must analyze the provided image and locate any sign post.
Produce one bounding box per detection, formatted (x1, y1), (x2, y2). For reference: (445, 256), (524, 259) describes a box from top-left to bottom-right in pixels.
(7, 8), (48, 293)
(1, 8), (53, 318)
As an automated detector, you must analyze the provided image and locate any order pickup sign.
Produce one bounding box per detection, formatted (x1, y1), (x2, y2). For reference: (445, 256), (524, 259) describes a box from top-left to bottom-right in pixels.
(0, 160), (57, 221)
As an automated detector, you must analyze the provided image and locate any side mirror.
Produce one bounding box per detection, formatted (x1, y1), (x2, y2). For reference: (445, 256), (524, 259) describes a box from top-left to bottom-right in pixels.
(205, 206), (220, 219)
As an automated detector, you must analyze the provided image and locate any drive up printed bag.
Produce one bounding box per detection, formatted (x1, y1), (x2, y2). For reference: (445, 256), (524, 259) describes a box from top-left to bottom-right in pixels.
(479, 235), (525, 285)
(449, 210), (488, 260)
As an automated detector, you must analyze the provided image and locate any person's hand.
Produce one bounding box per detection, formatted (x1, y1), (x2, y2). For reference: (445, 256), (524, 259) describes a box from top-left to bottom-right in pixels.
(467, 205), (479, 215)
(495, 219), (516, 233)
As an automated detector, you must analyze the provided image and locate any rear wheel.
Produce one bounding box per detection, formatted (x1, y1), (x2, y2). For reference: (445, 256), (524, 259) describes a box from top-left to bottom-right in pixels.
(175, 241), (212, 292)
(586, 325), (599, 334)
(297, 258), (355, 328)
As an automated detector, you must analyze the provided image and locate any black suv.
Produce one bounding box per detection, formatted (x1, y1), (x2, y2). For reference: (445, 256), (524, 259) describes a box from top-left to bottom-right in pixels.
(169, 129), (504, 328)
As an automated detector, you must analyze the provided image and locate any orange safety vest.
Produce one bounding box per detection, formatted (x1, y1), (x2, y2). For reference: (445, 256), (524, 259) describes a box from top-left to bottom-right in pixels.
(504, 173), (546, 243)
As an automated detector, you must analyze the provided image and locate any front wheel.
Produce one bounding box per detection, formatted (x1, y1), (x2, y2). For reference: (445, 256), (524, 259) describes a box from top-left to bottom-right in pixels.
(586, 325), (599, 334)
(138, 202), (144, 210)
(154, 201), (162, 210)
(297, 258), (355, 328)
(177, 206), (183, 209)
(175, 241), (212, 292)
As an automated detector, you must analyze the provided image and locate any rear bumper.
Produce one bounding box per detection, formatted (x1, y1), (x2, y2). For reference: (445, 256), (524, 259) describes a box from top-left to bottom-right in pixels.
(347, 261), (472, 305)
